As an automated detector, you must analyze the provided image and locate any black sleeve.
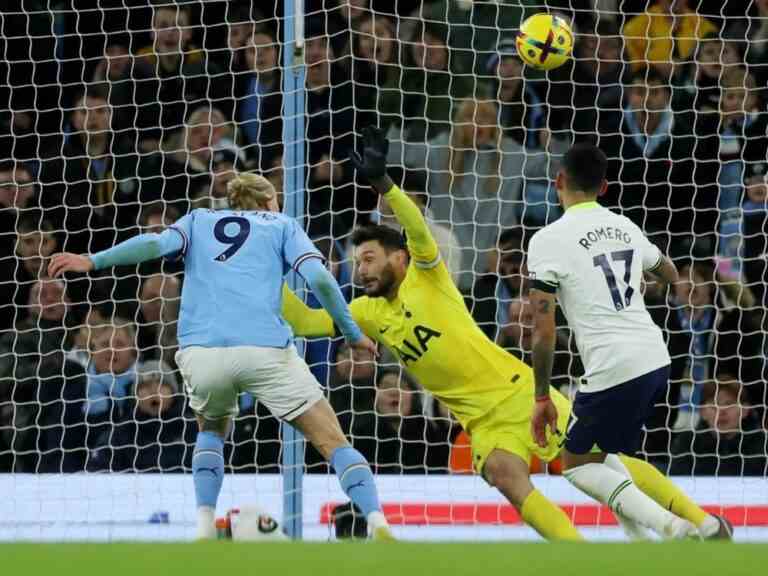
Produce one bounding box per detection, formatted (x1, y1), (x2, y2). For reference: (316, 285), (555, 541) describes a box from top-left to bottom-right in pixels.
(532, 278), (558, 294)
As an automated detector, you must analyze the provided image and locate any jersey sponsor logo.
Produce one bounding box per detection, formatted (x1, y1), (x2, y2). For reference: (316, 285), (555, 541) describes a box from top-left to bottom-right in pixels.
(578, 226), (631, 250)
(393, 324), (442, 365)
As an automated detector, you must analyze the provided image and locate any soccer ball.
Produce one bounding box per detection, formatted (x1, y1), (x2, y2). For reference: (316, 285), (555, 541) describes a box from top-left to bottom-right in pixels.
(216, 506), (287, 541)
(515, 13), (574, 71)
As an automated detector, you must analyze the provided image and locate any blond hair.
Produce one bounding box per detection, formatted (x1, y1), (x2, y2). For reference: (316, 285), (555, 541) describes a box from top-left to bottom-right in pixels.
(227, 172), (276, 210)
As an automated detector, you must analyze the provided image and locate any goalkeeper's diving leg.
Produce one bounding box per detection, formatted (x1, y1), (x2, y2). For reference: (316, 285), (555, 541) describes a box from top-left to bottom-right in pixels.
(291, 398), (395, 541)
(482, 450), (583, 541)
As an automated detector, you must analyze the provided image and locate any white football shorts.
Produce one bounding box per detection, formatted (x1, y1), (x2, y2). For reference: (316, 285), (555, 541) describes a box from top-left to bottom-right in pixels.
(175, 345), (324, 421)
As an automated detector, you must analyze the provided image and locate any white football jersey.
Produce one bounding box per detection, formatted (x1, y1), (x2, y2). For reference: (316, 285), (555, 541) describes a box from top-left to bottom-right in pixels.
(527, 202), (670, 393)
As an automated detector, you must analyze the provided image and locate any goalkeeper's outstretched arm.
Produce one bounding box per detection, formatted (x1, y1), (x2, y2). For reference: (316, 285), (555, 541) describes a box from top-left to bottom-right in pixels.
(48, 228), (184, 277)
(351, 126), (439, 266)
(281, 284), (375, 348)
(296, 257), (362, 343)
(282, 284), (342, 339)
(382, 185), (440, 267)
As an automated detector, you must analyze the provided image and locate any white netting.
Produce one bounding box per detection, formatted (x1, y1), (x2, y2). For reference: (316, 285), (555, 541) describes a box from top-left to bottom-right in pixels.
(0, 0), (766, 541)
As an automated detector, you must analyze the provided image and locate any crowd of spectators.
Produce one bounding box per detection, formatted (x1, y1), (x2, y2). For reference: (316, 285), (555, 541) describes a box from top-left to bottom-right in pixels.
(0, 0), (765, 477)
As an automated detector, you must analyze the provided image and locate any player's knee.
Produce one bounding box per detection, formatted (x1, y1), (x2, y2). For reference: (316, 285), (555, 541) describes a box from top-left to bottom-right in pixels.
(483, 451), (533, 508)
(482, 457), (503, 488)
(483, 452), (519, 486)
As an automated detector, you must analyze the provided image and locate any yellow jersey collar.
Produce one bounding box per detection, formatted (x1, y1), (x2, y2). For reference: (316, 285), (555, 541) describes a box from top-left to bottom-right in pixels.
(566, 201), (600, 212)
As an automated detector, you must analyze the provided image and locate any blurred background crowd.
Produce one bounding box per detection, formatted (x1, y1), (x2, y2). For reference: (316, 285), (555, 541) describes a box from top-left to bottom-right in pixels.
(0, 0), (766, 477)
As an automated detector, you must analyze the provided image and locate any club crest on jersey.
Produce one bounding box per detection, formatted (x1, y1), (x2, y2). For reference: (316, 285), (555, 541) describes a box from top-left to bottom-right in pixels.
(393, 324), (442, 365)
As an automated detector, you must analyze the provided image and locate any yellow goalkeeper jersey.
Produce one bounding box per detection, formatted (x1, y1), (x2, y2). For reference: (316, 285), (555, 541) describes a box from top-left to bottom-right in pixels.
(283, 185), (531, 430)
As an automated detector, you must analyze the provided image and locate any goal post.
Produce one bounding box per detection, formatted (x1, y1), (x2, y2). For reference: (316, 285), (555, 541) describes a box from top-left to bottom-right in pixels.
(281, 0), (307, 541)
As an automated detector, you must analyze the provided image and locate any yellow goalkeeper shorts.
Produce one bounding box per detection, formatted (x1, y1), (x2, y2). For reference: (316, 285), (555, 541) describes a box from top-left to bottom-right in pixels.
(469, 384), (572, 475)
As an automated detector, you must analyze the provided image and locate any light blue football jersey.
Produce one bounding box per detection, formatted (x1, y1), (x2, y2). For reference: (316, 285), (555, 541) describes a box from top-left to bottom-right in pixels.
(169, 209), (322, 349)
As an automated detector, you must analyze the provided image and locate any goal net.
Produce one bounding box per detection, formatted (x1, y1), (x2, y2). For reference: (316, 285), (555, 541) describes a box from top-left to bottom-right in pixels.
(0, 0), (766, 541)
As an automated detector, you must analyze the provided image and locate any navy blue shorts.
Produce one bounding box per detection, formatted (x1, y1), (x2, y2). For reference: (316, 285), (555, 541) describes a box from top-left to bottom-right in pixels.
(564, 365), (670, 455)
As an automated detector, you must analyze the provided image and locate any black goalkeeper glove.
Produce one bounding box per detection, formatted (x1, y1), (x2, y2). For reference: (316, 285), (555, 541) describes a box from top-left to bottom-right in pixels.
(350, 126), (389, 182)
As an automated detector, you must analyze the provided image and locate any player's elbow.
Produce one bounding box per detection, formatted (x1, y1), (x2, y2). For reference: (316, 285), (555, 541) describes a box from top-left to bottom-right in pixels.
(299, 258), (333, 292)
(144, 233), (166, 259)
(666, 266), (679, 284)
(659, 257), (679, 284)
(307, 269), (336, 299)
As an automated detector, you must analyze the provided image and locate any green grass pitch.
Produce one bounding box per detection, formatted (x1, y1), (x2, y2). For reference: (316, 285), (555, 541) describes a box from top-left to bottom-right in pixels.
(3, 542), (765, 576)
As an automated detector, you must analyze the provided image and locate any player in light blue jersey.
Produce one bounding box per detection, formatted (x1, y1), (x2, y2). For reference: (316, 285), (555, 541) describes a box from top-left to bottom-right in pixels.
(49, 173), (394, 540)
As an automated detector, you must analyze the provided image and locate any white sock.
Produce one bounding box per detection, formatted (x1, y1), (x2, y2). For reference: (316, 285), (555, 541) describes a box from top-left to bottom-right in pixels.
(197, 506), (217, 540)
(615, 512), (653, 541)
(603, 455), (652, 540)
(564, 462), (682, 538)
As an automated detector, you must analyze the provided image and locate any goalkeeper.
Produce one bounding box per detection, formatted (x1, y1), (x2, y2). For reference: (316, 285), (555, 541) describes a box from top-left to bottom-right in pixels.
(283, 127), (728, 541)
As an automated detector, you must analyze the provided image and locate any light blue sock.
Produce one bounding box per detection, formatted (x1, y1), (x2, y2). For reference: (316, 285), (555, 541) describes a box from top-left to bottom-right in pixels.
(192, 431), (225, 509)
(330, 446), (381, 517)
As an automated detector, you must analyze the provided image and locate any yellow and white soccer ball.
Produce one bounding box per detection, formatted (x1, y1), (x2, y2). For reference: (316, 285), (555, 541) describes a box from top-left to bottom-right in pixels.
(217, 506), (287, 541)
(515, 13), (574, 71)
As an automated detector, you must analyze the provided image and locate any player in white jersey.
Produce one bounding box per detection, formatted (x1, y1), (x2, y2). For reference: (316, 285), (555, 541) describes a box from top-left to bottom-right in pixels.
(528, 143), (731, 540)
(528, 183), (671, 394)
